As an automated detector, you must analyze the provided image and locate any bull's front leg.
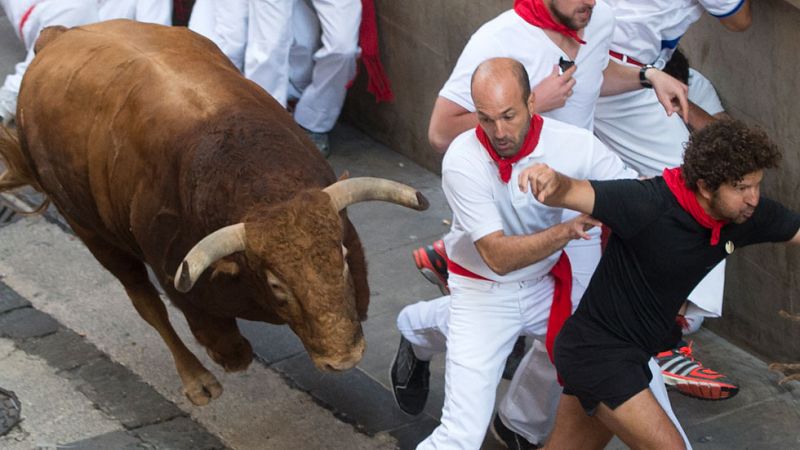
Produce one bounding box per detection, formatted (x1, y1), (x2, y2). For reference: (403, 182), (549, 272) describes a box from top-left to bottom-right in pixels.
(67, 220), (223, 406)
(123, 280), (223, 405)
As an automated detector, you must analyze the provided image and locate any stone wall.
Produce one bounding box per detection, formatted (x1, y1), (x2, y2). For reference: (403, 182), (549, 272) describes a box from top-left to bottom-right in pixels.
(681, 0), (800, 361)
(344, 0), (800, 361)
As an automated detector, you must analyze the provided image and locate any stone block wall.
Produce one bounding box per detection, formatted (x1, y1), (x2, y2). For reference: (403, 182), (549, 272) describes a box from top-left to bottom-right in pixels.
(681, 0), (800, 361)
(344, 0), (800, 362)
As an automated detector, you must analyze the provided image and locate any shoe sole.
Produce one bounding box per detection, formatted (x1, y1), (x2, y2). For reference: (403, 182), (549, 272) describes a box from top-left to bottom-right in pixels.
(662, 372), (738, 400)
(418, 267), (450, 296)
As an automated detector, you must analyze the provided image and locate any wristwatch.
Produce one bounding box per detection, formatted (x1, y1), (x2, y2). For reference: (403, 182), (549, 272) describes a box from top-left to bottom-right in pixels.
(639, 64), (656, 89)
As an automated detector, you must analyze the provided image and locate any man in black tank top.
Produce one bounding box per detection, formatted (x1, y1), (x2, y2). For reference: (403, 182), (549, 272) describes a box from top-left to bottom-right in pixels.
(517, 120), (800, 449)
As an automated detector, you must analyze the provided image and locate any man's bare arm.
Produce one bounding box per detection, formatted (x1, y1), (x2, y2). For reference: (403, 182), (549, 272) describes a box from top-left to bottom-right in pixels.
(428, 97), (477, 153)
(601, 61), (689, 123)
(718, 0), (751, 32)
(517, 163), (596, 214)
(475, 214), (600, 275)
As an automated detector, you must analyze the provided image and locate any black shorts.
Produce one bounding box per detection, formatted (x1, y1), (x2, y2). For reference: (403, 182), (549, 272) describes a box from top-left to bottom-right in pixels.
(554, 317), (652, 415)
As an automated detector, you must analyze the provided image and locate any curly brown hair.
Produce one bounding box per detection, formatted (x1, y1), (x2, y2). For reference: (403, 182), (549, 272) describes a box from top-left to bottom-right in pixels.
(682, 120), (781, 191)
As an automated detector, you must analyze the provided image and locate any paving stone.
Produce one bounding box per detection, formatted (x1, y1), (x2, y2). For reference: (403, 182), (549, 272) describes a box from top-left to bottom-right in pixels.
(387, 417), (440, 450)
(67, 357), (183, 429)
(0, 307), (58, 339)
(238, 319), (305, 364)
(0, 282), (30, 313)
(273, 354), (422, 435)
(133, 416), (227, 450)
(17, 328), (103, 371)
(61, 430), (146, 450)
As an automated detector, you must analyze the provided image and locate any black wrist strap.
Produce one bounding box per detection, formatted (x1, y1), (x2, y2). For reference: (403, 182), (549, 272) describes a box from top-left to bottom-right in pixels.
(639, 65), (655, 89)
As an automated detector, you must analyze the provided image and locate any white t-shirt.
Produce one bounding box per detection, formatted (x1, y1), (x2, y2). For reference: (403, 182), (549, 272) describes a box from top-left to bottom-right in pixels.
(98, 0), (172, 25)
(439, 2), (615, 131)
(688, 68), (724, 116)
(607, 0), (746, 67)
(442, 117), (637, 283)
(1, 0), (37, 32)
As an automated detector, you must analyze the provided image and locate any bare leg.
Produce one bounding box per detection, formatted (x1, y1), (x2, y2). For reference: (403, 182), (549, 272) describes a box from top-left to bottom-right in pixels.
(68, 220), (222, 405)
(543, 394), (613, 450)
(594, 389), (686, 450)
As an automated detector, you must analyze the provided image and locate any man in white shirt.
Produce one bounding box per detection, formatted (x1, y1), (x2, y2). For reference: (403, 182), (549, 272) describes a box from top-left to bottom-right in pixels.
(0, 0), (99, 125)
(396, 1), (690, 448)
(594, 0), (751, 401)
(97, 0), (172, 25)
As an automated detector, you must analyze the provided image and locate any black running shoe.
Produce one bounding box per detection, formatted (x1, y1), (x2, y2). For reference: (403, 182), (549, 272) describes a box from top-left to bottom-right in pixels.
(390, 336), (430, 415)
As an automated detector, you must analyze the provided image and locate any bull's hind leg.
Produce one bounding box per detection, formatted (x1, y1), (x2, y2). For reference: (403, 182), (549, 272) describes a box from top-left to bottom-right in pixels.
(67, 222), (222, 406)
(181, 308), (253, 372)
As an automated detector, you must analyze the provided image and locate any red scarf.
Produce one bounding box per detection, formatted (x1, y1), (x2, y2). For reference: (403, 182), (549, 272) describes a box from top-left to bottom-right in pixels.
(546, 251), (572, 365)
(476, 115), (544, 183)
(18, 4), (36, 47)
(356, 0), (394, 102)
(514, 0), (586, 45)
(663, 167), (728, 245)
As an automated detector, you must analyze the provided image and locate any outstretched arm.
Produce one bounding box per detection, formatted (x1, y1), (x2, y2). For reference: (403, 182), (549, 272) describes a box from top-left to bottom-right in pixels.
(518, 163), (596, 214)
(474, 214), (600, 275)
(601, 61), (689, 123)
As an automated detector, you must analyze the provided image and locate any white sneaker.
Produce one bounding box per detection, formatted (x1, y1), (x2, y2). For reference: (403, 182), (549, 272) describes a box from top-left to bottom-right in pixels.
(0, 88), (17, 126)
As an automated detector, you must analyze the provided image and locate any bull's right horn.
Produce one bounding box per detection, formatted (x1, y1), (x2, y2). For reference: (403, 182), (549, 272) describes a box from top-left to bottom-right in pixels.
(174, 223), (246, 293)
(323, 177), (430, 212)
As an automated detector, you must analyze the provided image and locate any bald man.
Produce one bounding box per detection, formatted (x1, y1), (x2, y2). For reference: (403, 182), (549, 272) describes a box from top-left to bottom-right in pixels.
(402, 57), (642, 450)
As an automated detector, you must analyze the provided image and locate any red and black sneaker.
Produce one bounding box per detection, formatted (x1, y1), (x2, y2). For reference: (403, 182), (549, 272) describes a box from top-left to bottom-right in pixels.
(412, 239), (450, 295)
(657, 341), (739, 400)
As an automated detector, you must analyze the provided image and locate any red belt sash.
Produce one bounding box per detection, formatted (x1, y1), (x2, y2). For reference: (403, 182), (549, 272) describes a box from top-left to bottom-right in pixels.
(18, 4), (36, 47)
(609, 50), (645, 67)
(448, 251), (572, 364)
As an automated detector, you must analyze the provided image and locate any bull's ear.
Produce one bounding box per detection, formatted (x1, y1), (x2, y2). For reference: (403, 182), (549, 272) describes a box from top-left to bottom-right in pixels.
(337, 170), (350, 181)
(210, 258), (241, 281)
(34, 26), (68, 54)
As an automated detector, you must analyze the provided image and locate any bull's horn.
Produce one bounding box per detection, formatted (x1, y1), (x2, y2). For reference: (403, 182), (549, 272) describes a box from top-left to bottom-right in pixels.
(174, 223), (246, 293)
(322, 177), (430, 212)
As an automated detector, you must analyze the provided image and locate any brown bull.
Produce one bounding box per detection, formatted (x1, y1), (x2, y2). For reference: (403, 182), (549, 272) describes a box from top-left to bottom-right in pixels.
(0, 20), (428, 405)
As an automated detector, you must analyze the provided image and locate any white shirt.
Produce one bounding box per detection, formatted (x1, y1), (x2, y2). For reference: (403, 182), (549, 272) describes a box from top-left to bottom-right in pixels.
(688, 68), (724, 116)
(442, 118), (637, 283)
(1, 0), (37, 32)
(439, 2), (615, 131)
(607, 0), (746, 67)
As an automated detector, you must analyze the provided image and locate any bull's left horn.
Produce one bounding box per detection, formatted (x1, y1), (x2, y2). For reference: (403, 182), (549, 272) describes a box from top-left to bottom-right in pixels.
(323, 177), (429, 212)
(174, 223), (246, 293)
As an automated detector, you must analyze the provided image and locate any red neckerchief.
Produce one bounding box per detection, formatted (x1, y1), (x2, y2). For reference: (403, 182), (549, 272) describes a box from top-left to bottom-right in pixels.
(475, 115), (544, 183)
(663, 167), (728, 245)
(514, 0), (586, 45)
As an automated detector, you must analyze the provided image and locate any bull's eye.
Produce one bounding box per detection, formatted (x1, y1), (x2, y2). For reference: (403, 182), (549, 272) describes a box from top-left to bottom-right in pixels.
(266, 270), (291, 303)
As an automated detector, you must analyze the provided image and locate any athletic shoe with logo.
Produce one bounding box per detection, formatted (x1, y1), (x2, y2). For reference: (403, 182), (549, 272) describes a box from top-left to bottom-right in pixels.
(390, 336), (430, 415)
(412, 239), (450, 295)
(657, 341), (739, 400)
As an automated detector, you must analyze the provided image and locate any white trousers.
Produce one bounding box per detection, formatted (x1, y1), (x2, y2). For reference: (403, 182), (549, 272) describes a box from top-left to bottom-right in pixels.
(594, 87), (725, 324)
(398, 240), (690, 449)
(244, 0), (360, 131)
(2, 0), (98, 95)
(188, 0), (248, 71)
(97, 0), (172, 24)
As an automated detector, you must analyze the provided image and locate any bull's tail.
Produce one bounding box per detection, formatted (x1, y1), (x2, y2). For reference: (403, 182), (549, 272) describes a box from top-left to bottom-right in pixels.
(0, 126), (49, 214)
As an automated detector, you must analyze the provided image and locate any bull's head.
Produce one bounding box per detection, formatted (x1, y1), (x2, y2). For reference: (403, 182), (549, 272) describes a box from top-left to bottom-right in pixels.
(173, 177), (428, 371)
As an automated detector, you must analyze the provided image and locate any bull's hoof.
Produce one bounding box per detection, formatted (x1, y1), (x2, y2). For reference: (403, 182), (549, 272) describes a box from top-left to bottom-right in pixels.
(183, 372), (223, 406)
(206, 338), (253, 372)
